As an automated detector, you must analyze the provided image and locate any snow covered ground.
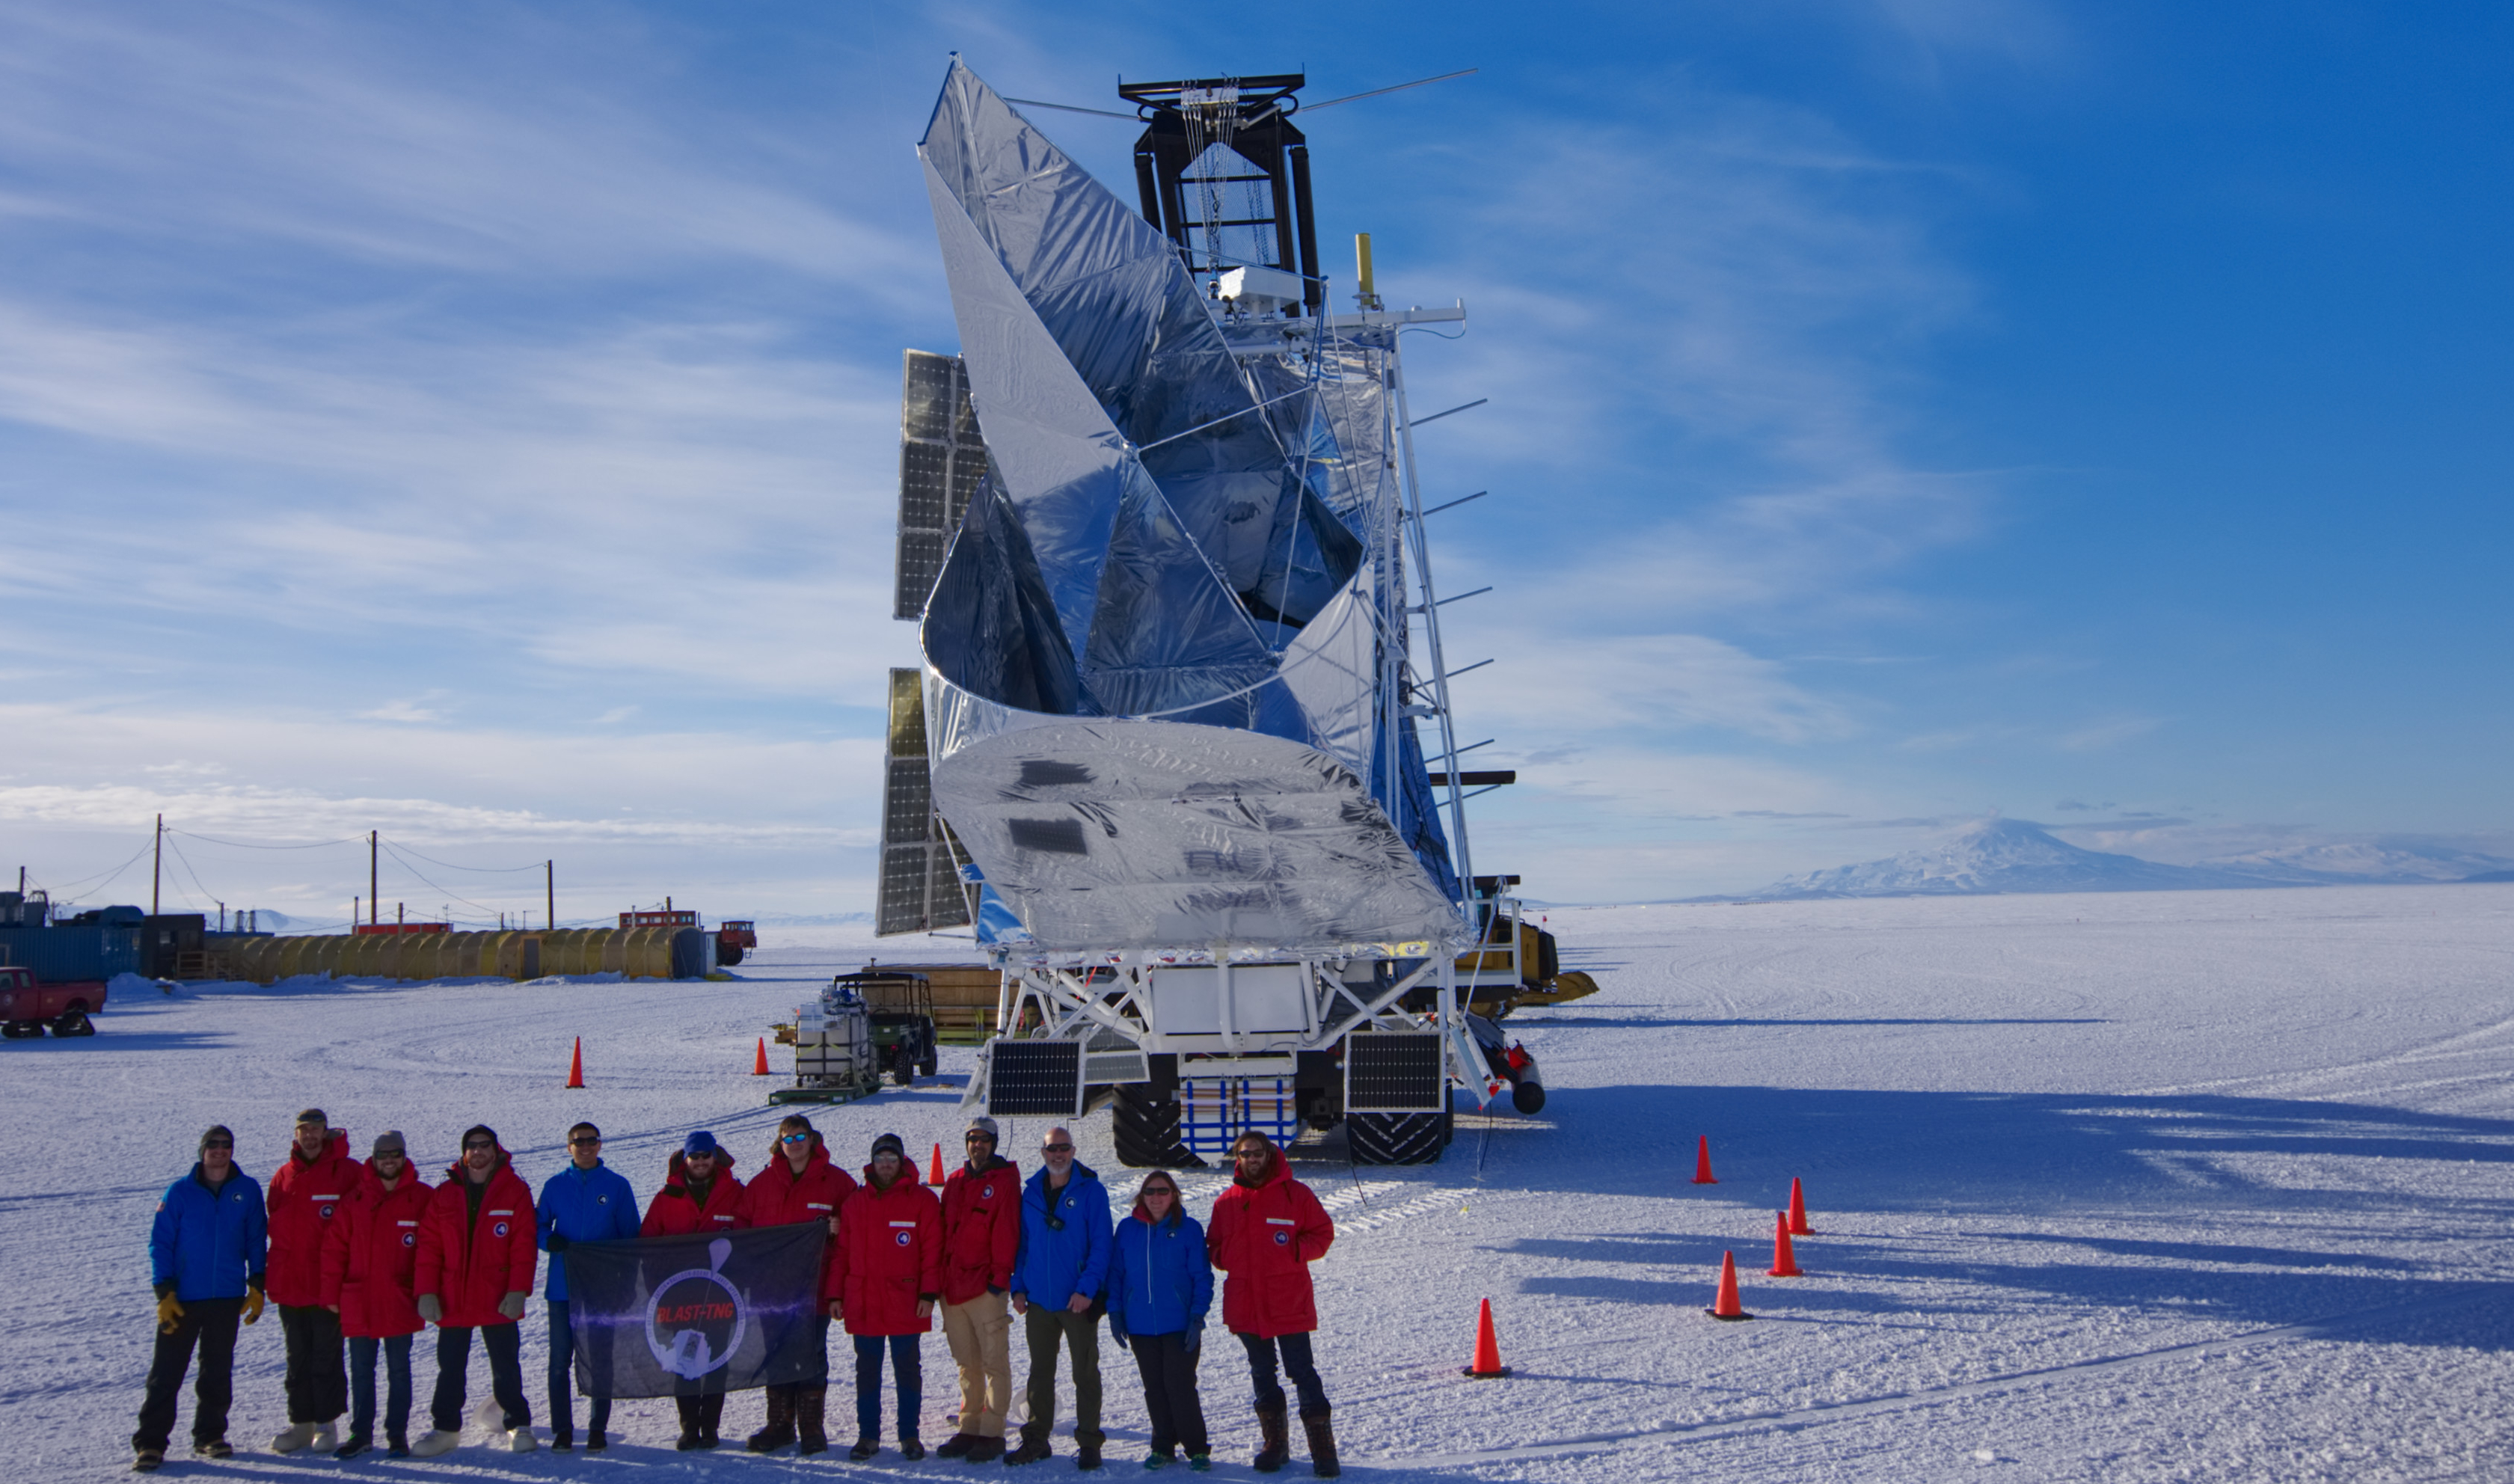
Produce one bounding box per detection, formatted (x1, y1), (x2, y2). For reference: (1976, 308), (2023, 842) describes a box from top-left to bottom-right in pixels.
(10, 884), (2514, 1481)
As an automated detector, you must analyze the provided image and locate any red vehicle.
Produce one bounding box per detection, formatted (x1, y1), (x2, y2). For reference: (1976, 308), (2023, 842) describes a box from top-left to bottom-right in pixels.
(0, 965), (105, 1038)
(615, 907), (755, 967)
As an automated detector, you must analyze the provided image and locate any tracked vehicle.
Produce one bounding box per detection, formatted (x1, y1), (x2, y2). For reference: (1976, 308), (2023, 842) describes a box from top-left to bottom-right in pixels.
(877, 62), (1554, 1164)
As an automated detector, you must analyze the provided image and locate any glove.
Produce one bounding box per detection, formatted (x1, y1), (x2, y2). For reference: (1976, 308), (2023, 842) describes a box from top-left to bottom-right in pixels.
(1108, 1316), (1129, 1347)
(242, 1284), (265, 1326)
(545, 1232), (570, 1253)
(156, 1293), (185, 1334)
(1184, 1319), (1203, 1358)
(497, 1290), (528, 1321)
(417, 1294), (443, 1324)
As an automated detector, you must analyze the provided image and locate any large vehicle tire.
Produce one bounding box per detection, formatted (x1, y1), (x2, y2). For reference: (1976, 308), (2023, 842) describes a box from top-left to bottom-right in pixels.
(1111, 1085), (1203, 1169)
(919, 1048), (939, 1079)
(1510, 1079), (1545, 1114)
(54, 1011), (93, 1038)
(889, 1044), (916, 1086)
(0, 1021), (29, 1040)
(718, 944), (746, 967)
(1348, 1109), (1447, 1165)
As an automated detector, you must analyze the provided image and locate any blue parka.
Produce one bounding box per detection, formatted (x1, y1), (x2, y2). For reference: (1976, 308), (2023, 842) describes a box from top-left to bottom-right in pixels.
(1106, 1204), (1212, 1339)
(1011, 1162), (1112, 1310)
(536, 1159), (641, 1301)
(151, 1165), (267, 1301)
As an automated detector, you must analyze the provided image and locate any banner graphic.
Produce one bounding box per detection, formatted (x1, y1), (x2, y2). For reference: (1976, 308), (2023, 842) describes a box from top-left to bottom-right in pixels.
(562, 1225), (827, 1397)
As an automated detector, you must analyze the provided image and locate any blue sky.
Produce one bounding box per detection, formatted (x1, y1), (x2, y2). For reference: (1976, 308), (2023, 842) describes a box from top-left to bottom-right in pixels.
(3, 1), (2508, 922)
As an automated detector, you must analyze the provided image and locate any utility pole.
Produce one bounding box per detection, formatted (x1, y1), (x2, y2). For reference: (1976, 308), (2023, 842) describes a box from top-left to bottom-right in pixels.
(545, 860), (555, 932)
(152, 814), (163, 916)
(369, 831), (378, 927)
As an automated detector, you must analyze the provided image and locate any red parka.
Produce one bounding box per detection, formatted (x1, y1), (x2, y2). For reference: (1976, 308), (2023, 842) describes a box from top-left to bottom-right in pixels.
(319, 1160), (433, 1339)
(640, 1152), (749, 1238)
(266, 1130), (358, 1307)
(831, 1163), (942, 1337)
(1207, 1156), (1334, 1338)
(740, 1135), (856, 1294)
(414, 1150), (539, 1328)
(939, 1155), (1021, 1305)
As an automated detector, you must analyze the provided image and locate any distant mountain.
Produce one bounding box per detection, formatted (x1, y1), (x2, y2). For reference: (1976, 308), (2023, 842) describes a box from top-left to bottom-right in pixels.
(2195, 841), (2514, 885)
(1735, 818), (2265, 901)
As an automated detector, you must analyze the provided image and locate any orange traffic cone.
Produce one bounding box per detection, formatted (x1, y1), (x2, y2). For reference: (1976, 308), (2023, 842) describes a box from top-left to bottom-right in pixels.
(1706, 1251), (1754, 1321)
(1767, 1212), (1802, 1278)
(565, 1037), (584, 1089)
(1462, 1298), (1510, 1378)
(752, 1037), (770, 1076)
(1691, 1135), (1718, 1185)
(930, 1142), (946, 1184)
(1788, 1177), (1814, 1236)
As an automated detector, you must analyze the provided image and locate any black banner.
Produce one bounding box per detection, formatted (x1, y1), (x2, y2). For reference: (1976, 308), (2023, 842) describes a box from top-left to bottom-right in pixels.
(562, 1226), (827, 1397)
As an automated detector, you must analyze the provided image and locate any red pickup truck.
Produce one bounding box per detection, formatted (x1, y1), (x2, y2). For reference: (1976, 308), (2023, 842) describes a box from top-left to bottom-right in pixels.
(0, 966), (105, 1037)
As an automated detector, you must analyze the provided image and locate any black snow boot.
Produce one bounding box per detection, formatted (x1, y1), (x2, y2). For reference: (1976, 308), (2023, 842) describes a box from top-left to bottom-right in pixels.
(1005, 1426), (1054, 1465)
(797, 1383), (830, 1456)
(699, 1393), (726, 1448)
(1252, 1406), (1290, 1474)
(1299, 1408), (1340, 1479)
(748, 1385), (798, 1453)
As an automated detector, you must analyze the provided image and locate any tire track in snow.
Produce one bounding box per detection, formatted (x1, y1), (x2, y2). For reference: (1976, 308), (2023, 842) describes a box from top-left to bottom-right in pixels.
(1381, 1278), (2514, 1469)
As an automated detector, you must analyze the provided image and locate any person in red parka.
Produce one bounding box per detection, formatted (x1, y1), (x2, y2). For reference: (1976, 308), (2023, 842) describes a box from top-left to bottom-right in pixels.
(935, 1115), (1020, 1462)
(1207, 1132), (1338, 1477)
(641, 1130), (749, 1450)
(318, 1131), (430, 1458)
(830, 1132), (941, 1463)
(735, 1114), (856, 1456)
(267, 1109), (357, 1455)
(410, 1125), (539, 1459)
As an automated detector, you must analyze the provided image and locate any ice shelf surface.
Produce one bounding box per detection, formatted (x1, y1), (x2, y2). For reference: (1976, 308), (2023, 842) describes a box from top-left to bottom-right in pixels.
(11, 882), (2514, 1480)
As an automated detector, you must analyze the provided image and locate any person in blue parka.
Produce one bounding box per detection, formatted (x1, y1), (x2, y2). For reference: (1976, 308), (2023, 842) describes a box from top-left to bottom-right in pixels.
(1106, 1170), (1215, 1471)
(536, 1120), (640, 1451)
(134, 1125), (268, 1472)
(1005, 1126), (1112, 1468)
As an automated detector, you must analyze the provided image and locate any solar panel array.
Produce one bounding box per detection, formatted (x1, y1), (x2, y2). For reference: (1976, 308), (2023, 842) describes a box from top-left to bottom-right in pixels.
(874, 666), (974, 936)
(894, 350), (990, 621)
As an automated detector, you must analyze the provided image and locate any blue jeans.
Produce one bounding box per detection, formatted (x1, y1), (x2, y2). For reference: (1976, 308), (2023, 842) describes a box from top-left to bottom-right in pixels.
(1237, 1331), (1327, 1417)
(852, 1332), (922, 1444)
(547, 1301), (610, 1436)
(346, 1334), (412, 1444)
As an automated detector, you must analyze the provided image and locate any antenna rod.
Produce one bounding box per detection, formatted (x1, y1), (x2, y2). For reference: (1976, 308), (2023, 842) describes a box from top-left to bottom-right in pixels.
(369, 831), (378, 927)
(152, 814), (162, 916)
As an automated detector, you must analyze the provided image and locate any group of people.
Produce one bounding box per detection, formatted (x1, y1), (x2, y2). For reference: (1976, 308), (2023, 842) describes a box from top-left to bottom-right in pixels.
(138, 1108), (1343, 1477)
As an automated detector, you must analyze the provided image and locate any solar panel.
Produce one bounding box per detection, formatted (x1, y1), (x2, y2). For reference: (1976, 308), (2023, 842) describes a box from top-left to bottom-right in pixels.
(874, 665), (974, 936)
(895, 350), (990, 620)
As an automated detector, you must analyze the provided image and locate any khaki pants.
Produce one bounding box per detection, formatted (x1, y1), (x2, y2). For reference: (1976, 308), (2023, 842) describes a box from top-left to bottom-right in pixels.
(941, 1292), (1012, 1439)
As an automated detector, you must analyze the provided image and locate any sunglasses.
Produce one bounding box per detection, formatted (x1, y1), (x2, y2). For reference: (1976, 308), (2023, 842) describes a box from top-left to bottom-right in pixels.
(780, 1132), (812, 1145)
(964, 1132), (993, 1142)
(1043, 1142), (1074, 1153)
(463, 1141), (496, 1151)
(568, 1135), (602, 1147)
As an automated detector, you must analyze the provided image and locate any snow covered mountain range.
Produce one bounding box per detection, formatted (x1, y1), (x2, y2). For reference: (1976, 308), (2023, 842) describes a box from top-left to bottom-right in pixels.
(1734, 818), (2514, 901)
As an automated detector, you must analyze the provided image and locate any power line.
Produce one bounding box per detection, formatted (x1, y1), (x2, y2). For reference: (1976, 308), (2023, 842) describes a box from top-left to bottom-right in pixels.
(378, 838), (548, 873)
(166, 830), (366, 851)
(377, 841), (513, 922)
(36, 839), (155, 898)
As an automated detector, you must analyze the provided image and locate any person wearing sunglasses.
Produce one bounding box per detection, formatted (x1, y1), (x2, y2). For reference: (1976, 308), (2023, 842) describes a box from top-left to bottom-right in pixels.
(536, 1122), (639, 1450)
(1006, 1126), (1113, 1468)
(316, 1132), (431, 1459)
(642, 1130), (750, 1449)
(935, 1115), (1020, 1462)
(830, 1132), (942, 1462)
(134, 1125), (266, 1473)
(1208, 1132), (1337, 1476)
(410, 1126), (539, 1458)
(266, 1109), (356, 1458)
(738, 1114), (860, 1456)
(1107, 1171), (1215, 1471)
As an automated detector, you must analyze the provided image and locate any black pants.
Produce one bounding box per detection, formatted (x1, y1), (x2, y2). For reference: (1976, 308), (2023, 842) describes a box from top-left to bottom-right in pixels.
(346, 1334), (413, 1444)
(134, 1297), (242, 1452)
(548, 1300), (611, 1436)
(430, 1322), (529, 1435)
(278, 1303), (347, 1423)
(1236, 1331), (1327, 1417)
(674, 1393), (727, 1440)
(1127, 1332), (1208, 1457)
(1021, 1301), (1103, 1448)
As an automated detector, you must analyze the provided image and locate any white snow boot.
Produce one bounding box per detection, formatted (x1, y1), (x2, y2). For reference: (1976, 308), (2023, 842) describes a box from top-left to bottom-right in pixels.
(506, 1428), (539, 1453)
(409, 1429), (463, 1458)
(308, 1423), (337, 1455)
(269, 1423), (316, 1454)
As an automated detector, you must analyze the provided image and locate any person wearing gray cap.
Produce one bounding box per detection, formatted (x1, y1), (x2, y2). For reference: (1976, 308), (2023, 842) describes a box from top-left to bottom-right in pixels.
(318, 1132), (431, 1458)
(935, 1115), (1020, 1461)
